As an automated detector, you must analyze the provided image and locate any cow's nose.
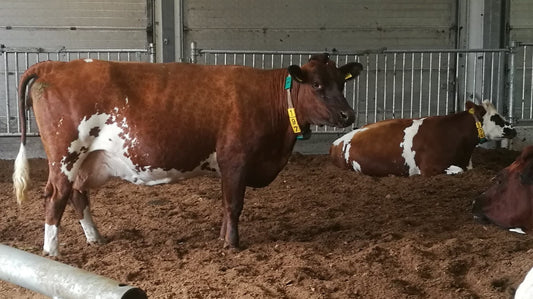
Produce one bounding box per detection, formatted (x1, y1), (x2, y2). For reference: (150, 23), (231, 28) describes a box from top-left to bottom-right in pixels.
(472, 198), (490, 224)
(339, 109), (355, 126)
(504, 127), (517, 139)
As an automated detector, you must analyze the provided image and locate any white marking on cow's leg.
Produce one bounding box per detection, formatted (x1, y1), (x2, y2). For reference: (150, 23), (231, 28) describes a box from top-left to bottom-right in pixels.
(400, 119), (424, 176)
(509, 227), (526, 234)
(84, 58), (93, 63)
(43, 224), (59, 256)
(445, 165), (464, 175)
(467, 158), (473, 170)
(79, 206), (104, 243)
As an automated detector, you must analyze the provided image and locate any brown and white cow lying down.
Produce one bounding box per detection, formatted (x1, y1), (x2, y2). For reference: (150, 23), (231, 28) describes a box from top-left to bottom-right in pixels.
(13, 55), (363, 256)
(330, 101), (516, 176)
(472, 145), (533, 234)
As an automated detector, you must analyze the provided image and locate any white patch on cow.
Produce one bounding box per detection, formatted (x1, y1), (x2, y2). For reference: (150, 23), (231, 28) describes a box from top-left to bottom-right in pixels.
(84, 58), (93, 63)
(60, 112), (220, 187)
(352, 161), (362, 172)
(79, 206), (103, 243)
(113, 107), (119, 113)
(445, 165), (464, 175)
(125, 97), (129, 104)
(43, 224), (59, 256)
(333, 128), (367, 165)
(400, 119), (424, 176)
(516, 266), (533, 299)
(509, 227), (526, 234)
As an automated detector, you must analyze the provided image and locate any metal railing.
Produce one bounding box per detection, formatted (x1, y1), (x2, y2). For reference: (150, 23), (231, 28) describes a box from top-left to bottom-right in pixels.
(0, 44), (154, 136)
(4, 41), (533, 136)
(194, 44), (511, 132)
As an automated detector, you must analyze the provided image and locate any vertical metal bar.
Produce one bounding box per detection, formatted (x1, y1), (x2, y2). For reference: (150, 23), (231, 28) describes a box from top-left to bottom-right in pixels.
(401, 53), (406, 118)
(14, 53), (20, 133)
(481, 52), (486, 101)
(24, 52), (32, 134)
(410, 53), (415, 118)
(428, 53), (433, 116)
(374, 54), (379, 123)
(530, 47), (533, 119)
(522, 46), (527, 119)
(472, 52), (478, 102)
(437, 53), (442, 115)
(496, 52), (503, 110)
(4, 53), (10, 133)
(490, 52), (495, 102)
(392, 53), (397, 118)
(419, 53), (423, 117)
(454, 52), (460, 112)
(383, 54), (387, 120)
(508, 41), (516, 124)
(445, 52), (450, 114)
(354, 55), (360, 127)
(464, 53), (469, 104)
(365, 55), (370, 124)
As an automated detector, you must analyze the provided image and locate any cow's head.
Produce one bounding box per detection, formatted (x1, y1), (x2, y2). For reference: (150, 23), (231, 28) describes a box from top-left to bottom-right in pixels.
(472, 146), (533, 231)
(288, 53), (361, 128)
(466, 100), (516, 140)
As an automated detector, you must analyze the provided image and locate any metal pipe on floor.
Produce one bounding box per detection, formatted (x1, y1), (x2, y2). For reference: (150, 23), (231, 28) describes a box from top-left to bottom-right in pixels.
(0, 244), (147, 299)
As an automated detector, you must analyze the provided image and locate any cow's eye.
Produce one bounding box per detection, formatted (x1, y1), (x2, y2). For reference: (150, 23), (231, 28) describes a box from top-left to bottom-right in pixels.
(312, 82), (323, 90)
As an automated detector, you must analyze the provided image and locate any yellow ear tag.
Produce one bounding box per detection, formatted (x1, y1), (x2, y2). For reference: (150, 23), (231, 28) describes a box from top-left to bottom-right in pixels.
(345, 73), (353, 80)
(468, 108), (475, 114)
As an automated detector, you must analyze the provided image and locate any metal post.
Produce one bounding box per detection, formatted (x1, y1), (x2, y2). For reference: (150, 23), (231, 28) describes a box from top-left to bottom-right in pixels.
(0, 244), (147, 299)
(508, 41), (517, 124)
(190, 41), (197, 64)
(148, 43), (155, 63)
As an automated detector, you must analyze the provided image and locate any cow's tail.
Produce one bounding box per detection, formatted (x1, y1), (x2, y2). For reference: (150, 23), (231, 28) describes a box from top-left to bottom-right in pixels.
(13, 71), (38, 204)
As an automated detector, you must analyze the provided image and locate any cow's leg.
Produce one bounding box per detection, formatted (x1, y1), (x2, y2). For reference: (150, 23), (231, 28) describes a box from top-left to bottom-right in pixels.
(219, 171), (246, 249)
(70, 190), (105, 244)
(42, 174), (71, 256)
(71, 150), (111, 245)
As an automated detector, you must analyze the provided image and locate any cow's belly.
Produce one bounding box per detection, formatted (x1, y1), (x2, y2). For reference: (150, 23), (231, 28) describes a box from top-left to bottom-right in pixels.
(59, 112), (220, 189)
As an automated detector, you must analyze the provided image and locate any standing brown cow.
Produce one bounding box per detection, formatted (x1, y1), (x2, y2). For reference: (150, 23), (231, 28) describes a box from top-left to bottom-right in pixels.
(13, 54), (362, 256)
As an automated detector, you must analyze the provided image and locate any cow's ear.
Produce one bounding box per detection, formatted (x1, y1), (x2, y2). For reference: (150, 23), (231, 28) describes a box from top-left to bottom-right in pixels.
(288, 65), (306, 83)
(465, 101), (476, 111)
(520, 161), (533, 185)
(339, 62), (363, 81)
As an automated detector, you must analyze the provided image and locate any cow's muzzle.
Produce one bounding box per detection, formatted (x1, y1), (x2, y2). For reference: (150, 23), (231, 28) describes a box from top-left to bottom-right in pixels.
(338, 109), (355, 127)
(503, 127), (517, 139)
(472, 197), (491, 224)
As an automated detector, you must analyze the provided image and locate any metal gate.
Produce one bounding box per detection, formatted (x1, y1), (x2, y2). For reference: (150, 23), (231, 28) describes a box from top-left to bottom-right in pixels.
(3, 42), (533, 136)
(0, 45), (155, 136)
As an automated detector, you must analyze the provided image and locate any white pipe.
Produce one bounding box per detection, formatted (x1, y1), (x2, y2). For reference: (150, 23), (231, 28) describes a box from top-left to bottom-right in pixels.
(0, 244), (147, 299)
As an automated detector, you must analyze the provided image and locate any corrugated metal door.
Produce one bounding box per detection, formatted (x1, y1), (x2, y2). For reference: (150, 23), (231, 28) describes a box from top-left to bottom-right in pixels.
(183, 0), (457, 53)
(0, 0), (150, 49)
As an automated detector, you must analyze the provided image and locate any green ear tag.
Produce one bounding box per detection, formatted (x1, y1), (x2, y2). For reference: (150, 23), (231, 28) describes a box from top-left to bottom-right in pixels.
(285, 76), (292, 90)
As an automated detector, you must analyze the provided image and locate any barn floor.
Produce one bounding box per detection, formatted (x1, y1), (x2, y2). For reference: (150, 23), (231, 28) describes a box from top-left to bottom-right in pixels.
(0, 148), (532, 298)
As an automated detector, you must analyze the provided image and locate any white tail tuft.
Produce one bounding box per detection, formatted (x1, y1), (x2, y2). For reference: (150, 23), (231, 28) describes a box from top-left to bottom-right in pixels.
(13, 143), (30, 204)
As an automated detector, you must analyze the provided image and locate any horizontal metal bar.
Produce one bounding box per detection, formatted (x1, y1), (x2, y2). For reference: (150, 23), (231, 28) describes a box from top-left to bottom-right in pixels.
(2, 25), (146, 31)
(1, 48), (149, 54)
(0, 244), (147, 299)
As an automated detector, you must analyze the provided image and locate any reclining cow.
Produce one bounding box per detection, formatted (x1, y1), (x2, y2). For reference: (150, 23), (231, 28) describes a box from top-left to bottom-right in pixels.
(472, 145), (533, 234)
(329, 101), (516, 176)
(13, 54), (363, 256)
